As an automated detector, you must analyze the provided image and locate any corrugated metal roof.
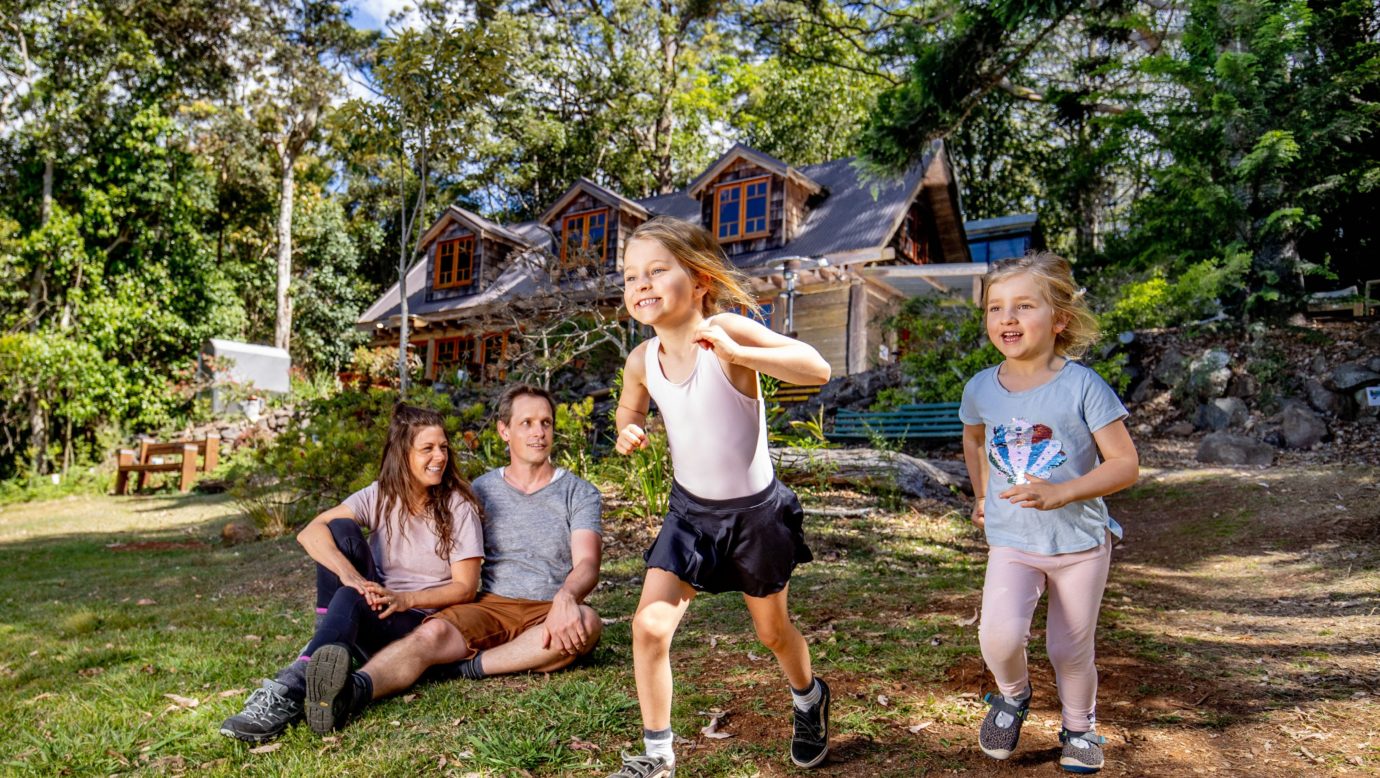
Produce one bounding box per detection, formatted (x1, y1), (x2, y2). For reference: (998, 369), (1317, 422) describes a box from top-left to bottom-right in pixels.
(964, 213), (1038, 238)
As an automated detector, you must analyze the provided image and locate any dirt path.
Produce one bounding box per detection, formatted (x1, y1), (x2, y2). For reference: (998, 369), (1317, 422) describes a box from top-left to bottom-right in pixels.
(655, 463), (1380, 777)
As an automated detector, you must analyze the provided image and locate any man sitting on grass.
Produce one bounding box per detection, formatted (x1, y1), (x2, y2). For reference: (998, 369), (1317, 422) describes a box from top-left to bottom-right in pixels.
(303, 384), (604, 732)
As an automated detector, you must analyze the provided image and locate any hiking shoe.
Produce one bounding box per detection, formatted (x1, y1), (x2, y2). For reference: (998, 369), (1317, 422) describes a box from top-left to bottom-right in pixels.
(1059, 728), (1106, 773)
(790, 677), (831, 767)
(978, 686), (1031, 759)
(605, 752), (674, 778)
(219, 679), (302, 742)
(305, 643), (354, 734)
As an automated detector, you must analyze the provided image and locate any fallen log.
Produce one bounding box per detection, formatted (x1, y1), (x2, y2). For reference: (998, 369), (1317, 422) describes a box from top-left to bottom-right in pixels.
(771, 447), (972, 503)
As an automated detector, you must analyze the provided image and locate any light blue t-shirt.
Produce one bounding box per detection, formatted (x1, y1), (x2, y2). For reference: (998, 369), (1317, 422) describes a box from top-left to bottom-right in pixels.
(959, 361), (1128, 555)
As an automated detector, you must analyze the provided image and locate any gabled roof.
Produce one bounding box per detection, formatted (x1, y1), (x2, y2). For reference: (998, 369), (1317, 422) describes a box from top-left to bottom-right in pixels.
(685, 143), (824, 200)
(419, 205), (532, 250)
(538, 177), (650, 225)
(964, 213), (1038, 239)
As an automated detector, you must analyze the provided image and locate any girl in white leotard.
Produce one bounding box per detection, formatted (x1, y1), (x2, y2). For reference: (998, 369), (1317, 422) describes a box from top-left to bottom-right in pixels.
(607, 216), (833, 777)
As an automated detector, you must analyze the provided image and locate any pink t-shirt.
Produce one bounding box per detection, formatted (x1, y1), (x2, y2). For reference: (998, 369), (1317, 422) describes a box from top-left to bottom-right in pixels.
(342, 482), (483, 593)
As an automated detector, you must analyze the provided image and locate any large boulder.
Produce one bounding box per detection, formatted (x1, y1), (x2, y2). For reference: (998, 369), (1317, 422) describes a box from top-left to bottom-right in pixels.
(1152, 348), (1187, 388)
(816, 364), (903, 411)
(1194, 397), (1248, 431)
(1279, 403), (1328, 449)
(1326, 363), (1380, 393)
(1304, 379), (1352, 418)
(1197, 433), (1274, 466)
(1185, 349), (1233, 400)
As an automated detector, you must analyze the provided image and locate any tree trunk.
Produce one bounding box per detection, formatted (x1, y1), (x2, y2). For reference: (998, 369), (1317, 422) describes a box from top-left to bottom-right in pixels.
(653, 25), (678, 194)
(274, 151), (296, 351)
(27, 157), (54, 478)
(771, 446), (971, 503)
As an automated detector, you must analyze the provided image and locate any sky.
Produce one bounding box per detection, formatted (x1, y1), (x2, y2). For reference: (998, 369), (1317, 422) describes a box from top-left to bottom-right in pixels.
(347, 0), (416, 31)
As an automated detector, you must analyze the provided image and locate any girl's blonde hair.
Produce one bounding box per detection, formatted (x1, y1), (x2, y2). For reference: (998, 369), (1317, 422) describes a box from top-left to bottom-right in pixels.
(981, 251), (1100, 358)
(627, 216), (761, 318)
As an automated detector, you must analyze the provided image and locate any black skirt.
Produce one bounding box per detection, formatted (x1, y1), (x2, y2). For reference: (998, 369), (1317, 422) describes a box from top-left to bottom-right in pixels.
(644, 478), (813, 597)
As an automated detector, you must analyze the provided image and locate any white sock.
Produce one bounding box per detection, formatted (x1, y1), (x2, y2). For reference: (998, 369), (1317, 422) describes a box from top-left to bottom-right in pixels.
(791, 678), (821, 711)
(995, 689), (1030, 728)
(643, 728), (674, 764)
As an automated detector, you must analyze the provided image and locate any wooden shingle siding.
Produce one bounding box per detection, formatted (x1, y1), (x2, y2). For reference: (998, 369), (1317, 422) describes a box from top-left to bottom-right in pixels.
(699, 159), (785, 258)
(791, 287), (850, 378)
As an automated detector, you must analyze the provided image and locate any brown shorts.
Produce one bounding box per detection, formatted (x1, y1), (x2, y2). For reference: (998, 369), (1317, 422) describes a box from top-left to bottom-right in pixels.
(426, 593), (553, 659)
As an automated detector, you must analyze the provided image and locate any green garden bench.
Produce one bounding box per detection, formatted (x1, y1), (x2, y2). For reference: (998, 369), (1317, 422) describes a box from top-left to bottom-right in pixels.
(827, 402), (964, 442)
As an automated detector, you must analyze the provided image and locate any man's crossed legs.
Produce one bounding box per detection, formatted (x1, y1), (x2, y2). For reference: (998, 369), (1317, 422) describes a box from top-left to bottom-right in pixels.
(304, 593), (604, 733)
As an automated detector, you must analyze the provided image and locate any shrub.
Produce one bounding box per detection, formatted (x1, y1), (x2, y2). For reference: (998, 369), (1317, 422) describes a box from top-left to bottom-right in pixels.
(881, 296), (1000, 406)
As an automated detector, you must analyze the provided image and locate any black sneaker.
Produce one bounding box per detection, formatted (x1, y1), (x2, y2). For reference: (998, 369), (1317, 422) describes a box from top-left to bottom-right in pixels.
(219, 680), (302, 742)
(605, 752), (674, 777)
(978, 686), (1031, 759)
(305, 643), (355, 734)
(790, 677), (830, 768)
(1059, 728), (1106, 773)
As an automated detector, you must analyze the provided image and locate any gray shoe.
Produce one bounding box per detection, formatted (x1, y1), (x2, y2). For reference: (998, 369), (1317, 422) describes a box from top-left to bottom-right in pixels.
(605, 753), (674, 778)
(1059, 728), (1106, 773)
(219, 680), (302, 743)
(305, 643), (354, 735)
(978, 686), (1031, 759)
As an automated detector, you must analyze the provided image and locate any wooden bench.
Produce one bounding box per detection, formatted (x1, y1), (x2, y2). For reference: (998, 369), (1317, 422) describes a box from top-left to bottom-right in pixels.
(772, 383), (822, 405)
(828, 402), (964, 442)
(115, 434), (220, 495)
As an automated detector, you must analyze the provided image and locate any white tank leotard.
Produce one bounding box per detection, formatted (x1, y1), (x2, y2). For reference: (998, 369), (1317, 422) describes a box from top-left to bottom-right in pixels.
(643, 334), (774, 500)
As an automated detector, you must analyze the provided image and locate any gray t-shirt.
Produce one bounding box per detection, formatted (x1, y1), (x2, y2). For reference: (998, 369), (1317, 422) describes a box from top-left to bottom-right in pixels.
(471, 468), (603, 601)
(959, 361), (1128, 555)
(342, 482), (484, 593)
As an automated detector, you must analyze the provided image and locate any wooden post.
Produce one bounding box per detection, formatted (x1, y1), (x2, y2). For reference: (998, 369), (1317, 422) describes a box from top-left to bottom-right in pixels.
(135, 439), (151, 491)
(203, 434), (220, 473)
(178, 444), (198, 492)
(115, 450), (134, 495)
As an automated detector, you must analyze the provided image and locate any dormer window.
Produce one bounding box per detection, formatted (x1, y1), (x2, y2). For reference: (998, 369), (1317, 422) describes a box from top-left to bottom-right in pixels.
(714, 176), (771, 241)
(434, 236), (475, 289)
(561, 208), (609, 268)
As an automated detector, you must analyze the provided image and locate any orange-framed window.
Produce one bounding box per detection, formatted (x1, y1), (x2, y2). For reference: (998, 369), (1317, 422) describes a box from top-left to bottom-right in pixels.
(433, 236), (476, 289)
(560, 208), (609, 268)
(714, 176), (771, 242)
(434, 335), (478, 371)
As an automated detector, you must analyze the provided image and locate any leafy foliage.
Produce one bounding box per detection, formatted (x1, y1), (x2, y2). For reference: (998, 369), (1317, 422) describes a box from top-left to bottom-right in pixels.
(878, 297), (1000, 406)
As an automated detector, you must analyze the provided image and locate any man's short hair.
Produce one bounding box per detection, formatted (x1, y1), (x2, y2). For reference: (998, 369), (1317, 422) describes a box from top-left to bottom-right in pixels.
(495, 383), (557, 425)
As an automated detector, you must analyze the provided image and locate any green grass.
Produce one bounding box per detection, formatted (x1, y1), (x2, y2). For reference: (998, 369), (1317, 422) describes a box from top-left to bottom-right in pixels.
(0, 489), (992, 776)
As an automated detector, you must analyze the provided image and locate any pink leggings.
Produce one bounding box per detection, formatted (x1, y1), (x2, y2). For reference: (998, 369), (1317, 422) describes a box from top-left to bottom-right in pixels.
(978, 539), (1111, 731)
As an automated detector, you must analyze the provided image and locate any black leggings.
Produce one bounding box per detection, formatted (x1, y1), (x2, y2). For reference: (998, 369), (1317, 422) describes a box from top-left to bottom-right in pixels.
(304, 519), (426, 662)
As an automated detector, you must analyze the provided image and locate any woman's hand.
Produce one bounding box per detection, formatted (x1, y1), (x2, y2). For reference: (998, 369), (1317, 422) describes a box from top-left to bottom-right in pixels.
(999, 476), (1071, 511)
(615, 423), (648, 455)
(339, 570), (370, 596)
(970, 496), (985, 529)
(362, 582), (413, 618)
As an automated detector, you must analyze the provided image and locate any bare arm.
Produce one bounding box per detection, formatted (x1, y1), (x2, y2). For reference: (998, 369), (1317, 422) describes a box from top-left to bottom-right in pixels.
(697, 313), (832, 386)
(615, 343), (652, 455)
(297, 503), (369, 593)
(999, 419), (1140, 510)
(962, 423), (989, 528)
(367, 557), (481, 618)
(544, 529), (603, 655)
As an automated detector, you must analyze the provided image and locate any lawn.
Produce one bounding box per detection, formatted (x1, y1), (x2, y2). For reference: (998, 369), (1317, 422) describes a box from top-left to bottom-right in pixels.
(3, 463), (1377, 777)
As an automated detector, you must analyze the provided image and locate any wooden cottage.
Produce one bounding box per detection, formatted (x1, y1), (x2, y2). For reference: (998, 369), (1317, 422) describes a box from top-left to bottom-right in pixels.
(358, 140), (982, 382)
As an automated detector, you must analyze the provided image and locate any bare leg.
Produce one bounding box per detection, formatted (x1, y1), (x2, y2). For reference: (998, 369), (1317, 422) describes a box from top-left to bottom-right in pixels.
(357, 619), (470, 699)
(632, 569), (696, 730)
(478, 606), (604, 675)
(743, 585), (813, 690)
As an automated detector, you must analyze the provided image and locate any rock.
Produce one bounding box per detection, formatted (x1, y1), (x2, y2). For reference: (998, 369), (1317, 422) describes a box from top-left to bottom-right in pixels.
(1152, 349), (1187, 387)
(1167, 421), (1196, 437)
(221, 519), (259, 546)
(1195, 397), (1248, 431)
(1226, 372), (1259, 399)
(1186, 349), (1233, 400)
(1310, 354), (1328, 376)
(1129, 378), (1157, 405)
(772, 447), (968, 502)
(817, 364), (903, 410)
(1304, 379), (1351, 417)
(1134, 422), (1153, 437)
(1361, 323), (1380, 351)
(1279, 403), (1328, 449)
(1197, 433), (1274, 466)
(1370, 357), (1380, 374)
(1326, 363), (1380, 392)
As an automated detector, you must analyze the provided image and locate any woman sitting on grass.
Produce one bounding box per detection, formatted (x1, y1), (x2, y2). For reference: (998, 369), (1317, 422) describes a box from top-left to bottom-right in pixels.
(219, 403), (484, 743)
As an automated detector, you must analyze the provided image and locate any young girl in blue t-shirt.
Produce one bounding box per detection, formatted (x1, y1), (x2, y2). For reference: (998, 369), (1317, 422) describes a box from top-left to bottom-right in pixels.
(959, 252), (1139, 774)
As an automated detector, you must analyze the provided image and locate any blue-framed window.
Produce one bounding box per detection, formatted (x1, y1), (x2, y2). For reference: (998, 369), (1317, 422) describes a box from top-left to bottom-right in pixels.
(715, 176), (771, 241)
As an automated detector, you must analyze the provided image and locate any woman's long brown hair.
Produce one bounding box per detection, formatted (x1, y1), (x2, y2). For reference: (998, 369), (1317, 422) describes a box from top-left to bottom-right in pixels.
(374, 404), (482, 560)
